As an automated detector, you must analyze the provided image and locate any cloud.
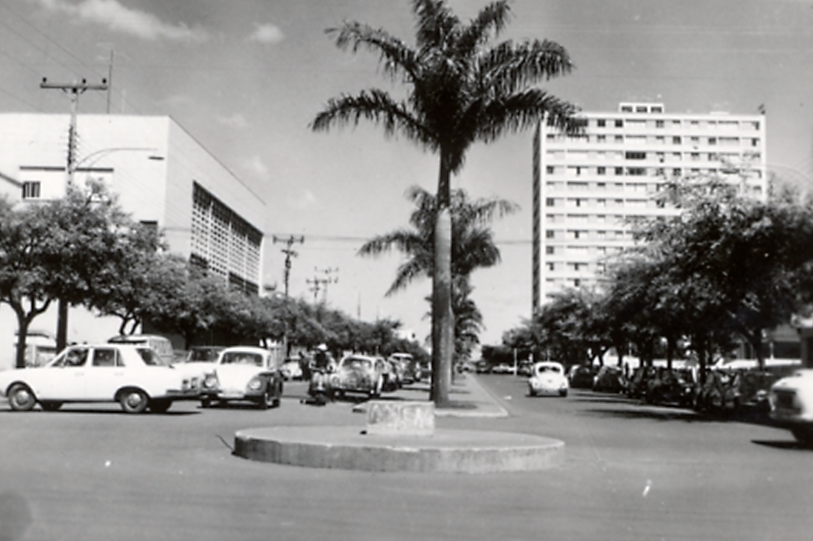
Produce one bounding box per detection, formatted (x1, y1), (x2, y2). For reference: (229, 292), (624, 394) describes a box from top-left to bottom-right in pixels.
(288, 189), (317, 210)
(218, 113), (248, 129)
(33, 0), (209, 42)
(245, 155), (269, 176)
(247, 23), (285, 45)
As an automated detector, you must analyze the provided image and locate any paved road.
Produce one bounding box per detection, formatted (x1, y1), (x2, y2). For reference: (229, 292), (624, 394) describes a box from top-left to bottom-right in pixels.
(1, 377), (812, 541)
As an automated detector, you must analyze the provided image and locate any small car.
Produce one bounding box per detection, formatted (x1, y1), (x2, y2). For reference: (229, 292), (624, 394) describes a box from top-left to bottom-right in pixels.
(200, 346), (284, 410)
(0, 344), (202, 413)
(769, 369), (813, 445)
(568, 364), (596, 389)
(330, 354), (385, 399)
(593, 365), (625, 393)
(389, 353), (421, 384)
(280, 358), (304, 381)
(492, 363), (517, 375)
(528, 361), (569, 397)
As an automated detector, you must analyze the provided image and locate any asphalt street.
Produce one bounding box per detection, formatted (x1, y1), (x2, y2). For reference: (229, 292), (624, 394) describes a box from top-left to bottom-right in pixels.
(1, 375), (811, 541)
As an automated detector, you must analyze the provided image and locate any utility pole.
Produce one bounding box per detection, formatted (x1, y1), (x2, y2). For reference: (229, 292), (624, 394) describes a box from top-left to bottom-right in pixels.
(315, 267), (338, 303)
(41, 77), (108, 351)
(273, 235), (304, 297)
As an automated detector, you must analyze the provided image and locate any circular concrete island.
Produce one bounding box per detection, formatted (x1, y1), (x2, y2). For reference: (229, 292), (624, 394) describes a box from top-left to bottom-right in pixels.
(235, 401), (563, 473)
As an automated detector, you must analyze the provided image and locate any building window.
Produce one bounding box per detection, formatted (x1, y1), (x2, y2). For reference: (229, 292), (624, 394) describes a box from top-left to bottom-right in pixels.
(546, 166), (555, 174)
(22, 181), (41, 199)
(708, 137), (717, 145)
(545, 198), (555, 207)
(625, 151), (646, 160)
(615, 167), (624, 175)
(546, 230), (554, 238)
(673, 136), (682, 144)
(615, 119), (624, 128)
(655, 120), (664, 128)
(651, 106), (663, 113)
(597, 167), (606, 175)
(597, 119), (606, 127)
(546, 246), (555, 255)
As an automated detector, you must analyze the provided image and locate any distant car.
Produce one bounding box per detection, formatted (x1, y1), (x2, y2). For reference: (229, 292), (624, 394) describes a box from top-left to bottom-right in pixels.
(491, 363), (517, 375)
(769, 369), (813, 445)
(528, 362), (569, 397)
(0, 344), (202, 413)
(330, 354), (385, 399)
(280, 358), (304, 381)
(568, 364), (596, 389)
(200, 346), (284, 410)
(593, 366), (625, 393)
(389, 353), (421, 384)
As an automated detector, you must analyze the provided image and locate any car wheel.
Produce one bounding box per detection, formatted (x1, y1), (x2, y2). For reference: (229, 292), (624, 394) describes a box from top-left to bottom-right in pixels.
(259, 384), (275, 410)
(559, 389), (568, 397)
(8, 384), (36, 412)
(528, 386), (536, 397)
(40, 401), (62, 412)
(119, 389), (149, 414)
(200, 397), (212, 409)
(149, 399), (172, 413)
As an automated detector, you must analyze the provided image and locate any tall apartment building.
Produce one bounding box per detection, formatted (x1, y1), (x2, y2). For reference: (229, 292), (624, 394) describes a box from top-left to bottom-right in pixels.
(0, 113), (266, 363)
(532, 102), (767, 307)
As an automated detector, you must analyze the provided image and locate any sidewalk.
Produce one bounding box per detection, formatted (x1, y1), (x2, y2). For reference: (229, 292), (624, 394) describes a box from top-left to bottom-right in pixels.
(354, 373), (509, 418)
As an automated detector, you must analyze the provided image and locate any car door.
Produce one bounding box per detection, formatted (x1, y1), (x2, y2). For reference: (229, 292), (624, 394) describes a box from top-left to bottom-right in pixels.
(37, 346), (91, 400)
(82, 347), (126, 400)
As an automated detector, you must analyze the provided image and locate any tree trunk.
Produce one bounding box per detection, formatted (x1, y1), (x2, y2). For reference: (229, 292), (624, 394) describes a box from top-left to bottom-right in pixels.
(431, 208), (453, 406)
(14, 310), (30, 369)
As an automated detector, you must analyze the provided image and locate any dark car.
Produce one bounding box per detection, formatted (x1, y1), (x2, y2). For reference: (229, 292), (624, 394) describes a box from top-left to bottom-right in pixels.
(592, 366), (625, 393)
(568, 364), (595, 389)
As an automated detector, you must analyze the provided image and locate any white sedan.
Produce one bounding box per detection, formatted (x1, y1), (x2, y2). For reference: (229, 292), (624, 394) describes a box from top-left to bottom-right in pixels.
(527, 361), (569, 397)
(769, 369), (813, 445)
(200, 346), (284, 409)
(0, 344), (203, 413)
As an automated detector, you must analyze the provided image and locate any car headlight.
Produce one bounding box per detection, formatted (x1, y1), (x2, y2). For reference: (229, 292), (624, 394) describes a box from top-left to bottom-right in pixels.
(203, 375), (219, 389)
(331, 376), (340, 386)
(247, 377), (263, 391)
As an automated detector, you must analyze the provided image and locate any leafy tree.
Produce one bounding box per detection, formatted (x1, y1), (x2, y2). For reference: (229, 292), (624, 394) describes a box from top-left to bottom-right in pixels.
(312, 0), (579, 405)
(0, 183), (148, 366)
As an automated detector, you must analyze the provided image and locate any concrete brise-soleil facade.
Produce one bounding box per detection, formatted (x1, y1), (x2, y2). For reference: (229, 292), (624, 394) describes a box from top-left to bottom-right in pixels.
(0, 113), (266, 368)
(533, 102), (767, 304)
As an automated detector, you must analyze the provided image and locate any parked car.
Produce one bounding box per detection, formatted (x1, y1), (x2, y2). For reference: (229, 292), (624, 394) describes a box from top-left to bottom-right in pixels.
(0, 344), (202, 413)
(769, 369), (813, 445)
(330, 354), (385, 399)
(200, 346), (284, 410)
(389, 353), (421, 384)
(568, 364), (596, 389)
(280, 358), (304, 381)
(592, 366), (625, 393)
(108, 334), (177, 364)
(491, 363), (517, 375)
(528, 362), (569, 397)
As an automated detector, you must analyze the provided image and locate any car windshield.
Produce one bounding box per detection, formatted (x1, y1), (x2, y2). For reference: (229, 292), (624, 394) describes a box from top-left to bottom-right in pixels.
(137, 348), (167, 366)
(222, 352), (263, 366)
(538, 365), (560, 374)
(344, 358), (371, 370)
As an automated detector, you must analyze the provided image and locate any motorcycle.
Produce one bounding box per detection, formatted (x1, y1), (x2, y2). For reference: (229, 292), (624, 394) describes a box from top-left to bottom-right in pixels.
(305, 362), (335, 405)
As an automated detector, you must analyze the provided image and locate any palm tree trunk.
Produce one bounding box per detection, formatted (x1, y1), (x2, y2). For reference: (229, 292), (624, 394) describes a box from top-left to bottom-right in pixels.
(431, 153), (453, 406)
(431, 207), (453, 406)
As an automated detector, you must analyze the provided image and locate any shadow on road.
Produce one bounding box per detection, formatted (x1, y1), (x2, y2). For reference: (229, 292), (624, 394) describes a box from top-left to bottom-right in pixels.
(752, 439), (813, 451)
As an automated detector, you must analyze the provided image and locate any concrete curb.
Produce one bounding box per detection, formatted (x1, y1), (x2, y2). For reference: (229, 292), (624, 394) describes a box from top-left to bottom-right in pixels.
(234, 426), (565, 473)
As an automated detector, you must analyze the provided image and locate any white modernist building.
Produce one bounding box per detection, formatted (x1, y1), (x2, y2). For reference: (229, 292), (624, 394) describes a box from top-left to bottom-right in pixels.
(532, 102), (767, 307)
(0, 113), (266, 367)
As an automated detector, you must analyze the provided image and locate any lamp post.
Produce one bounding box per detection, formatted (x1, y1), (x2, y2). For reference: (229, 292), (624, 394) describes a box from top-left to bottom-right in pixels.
(55, 147), (164, 351)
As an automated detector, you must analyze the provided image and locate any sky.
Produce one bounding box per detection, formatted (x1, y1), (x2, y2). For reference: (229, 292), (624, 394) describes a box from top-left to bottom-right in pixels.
(1, 0), (812, 347)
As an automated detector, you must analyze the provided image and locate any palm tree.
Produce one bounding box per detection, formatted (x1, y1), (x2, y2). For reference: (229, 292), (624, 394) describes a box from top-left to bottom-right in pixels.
(358, 185), (517, 295)
(311, 0), (580, 405)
